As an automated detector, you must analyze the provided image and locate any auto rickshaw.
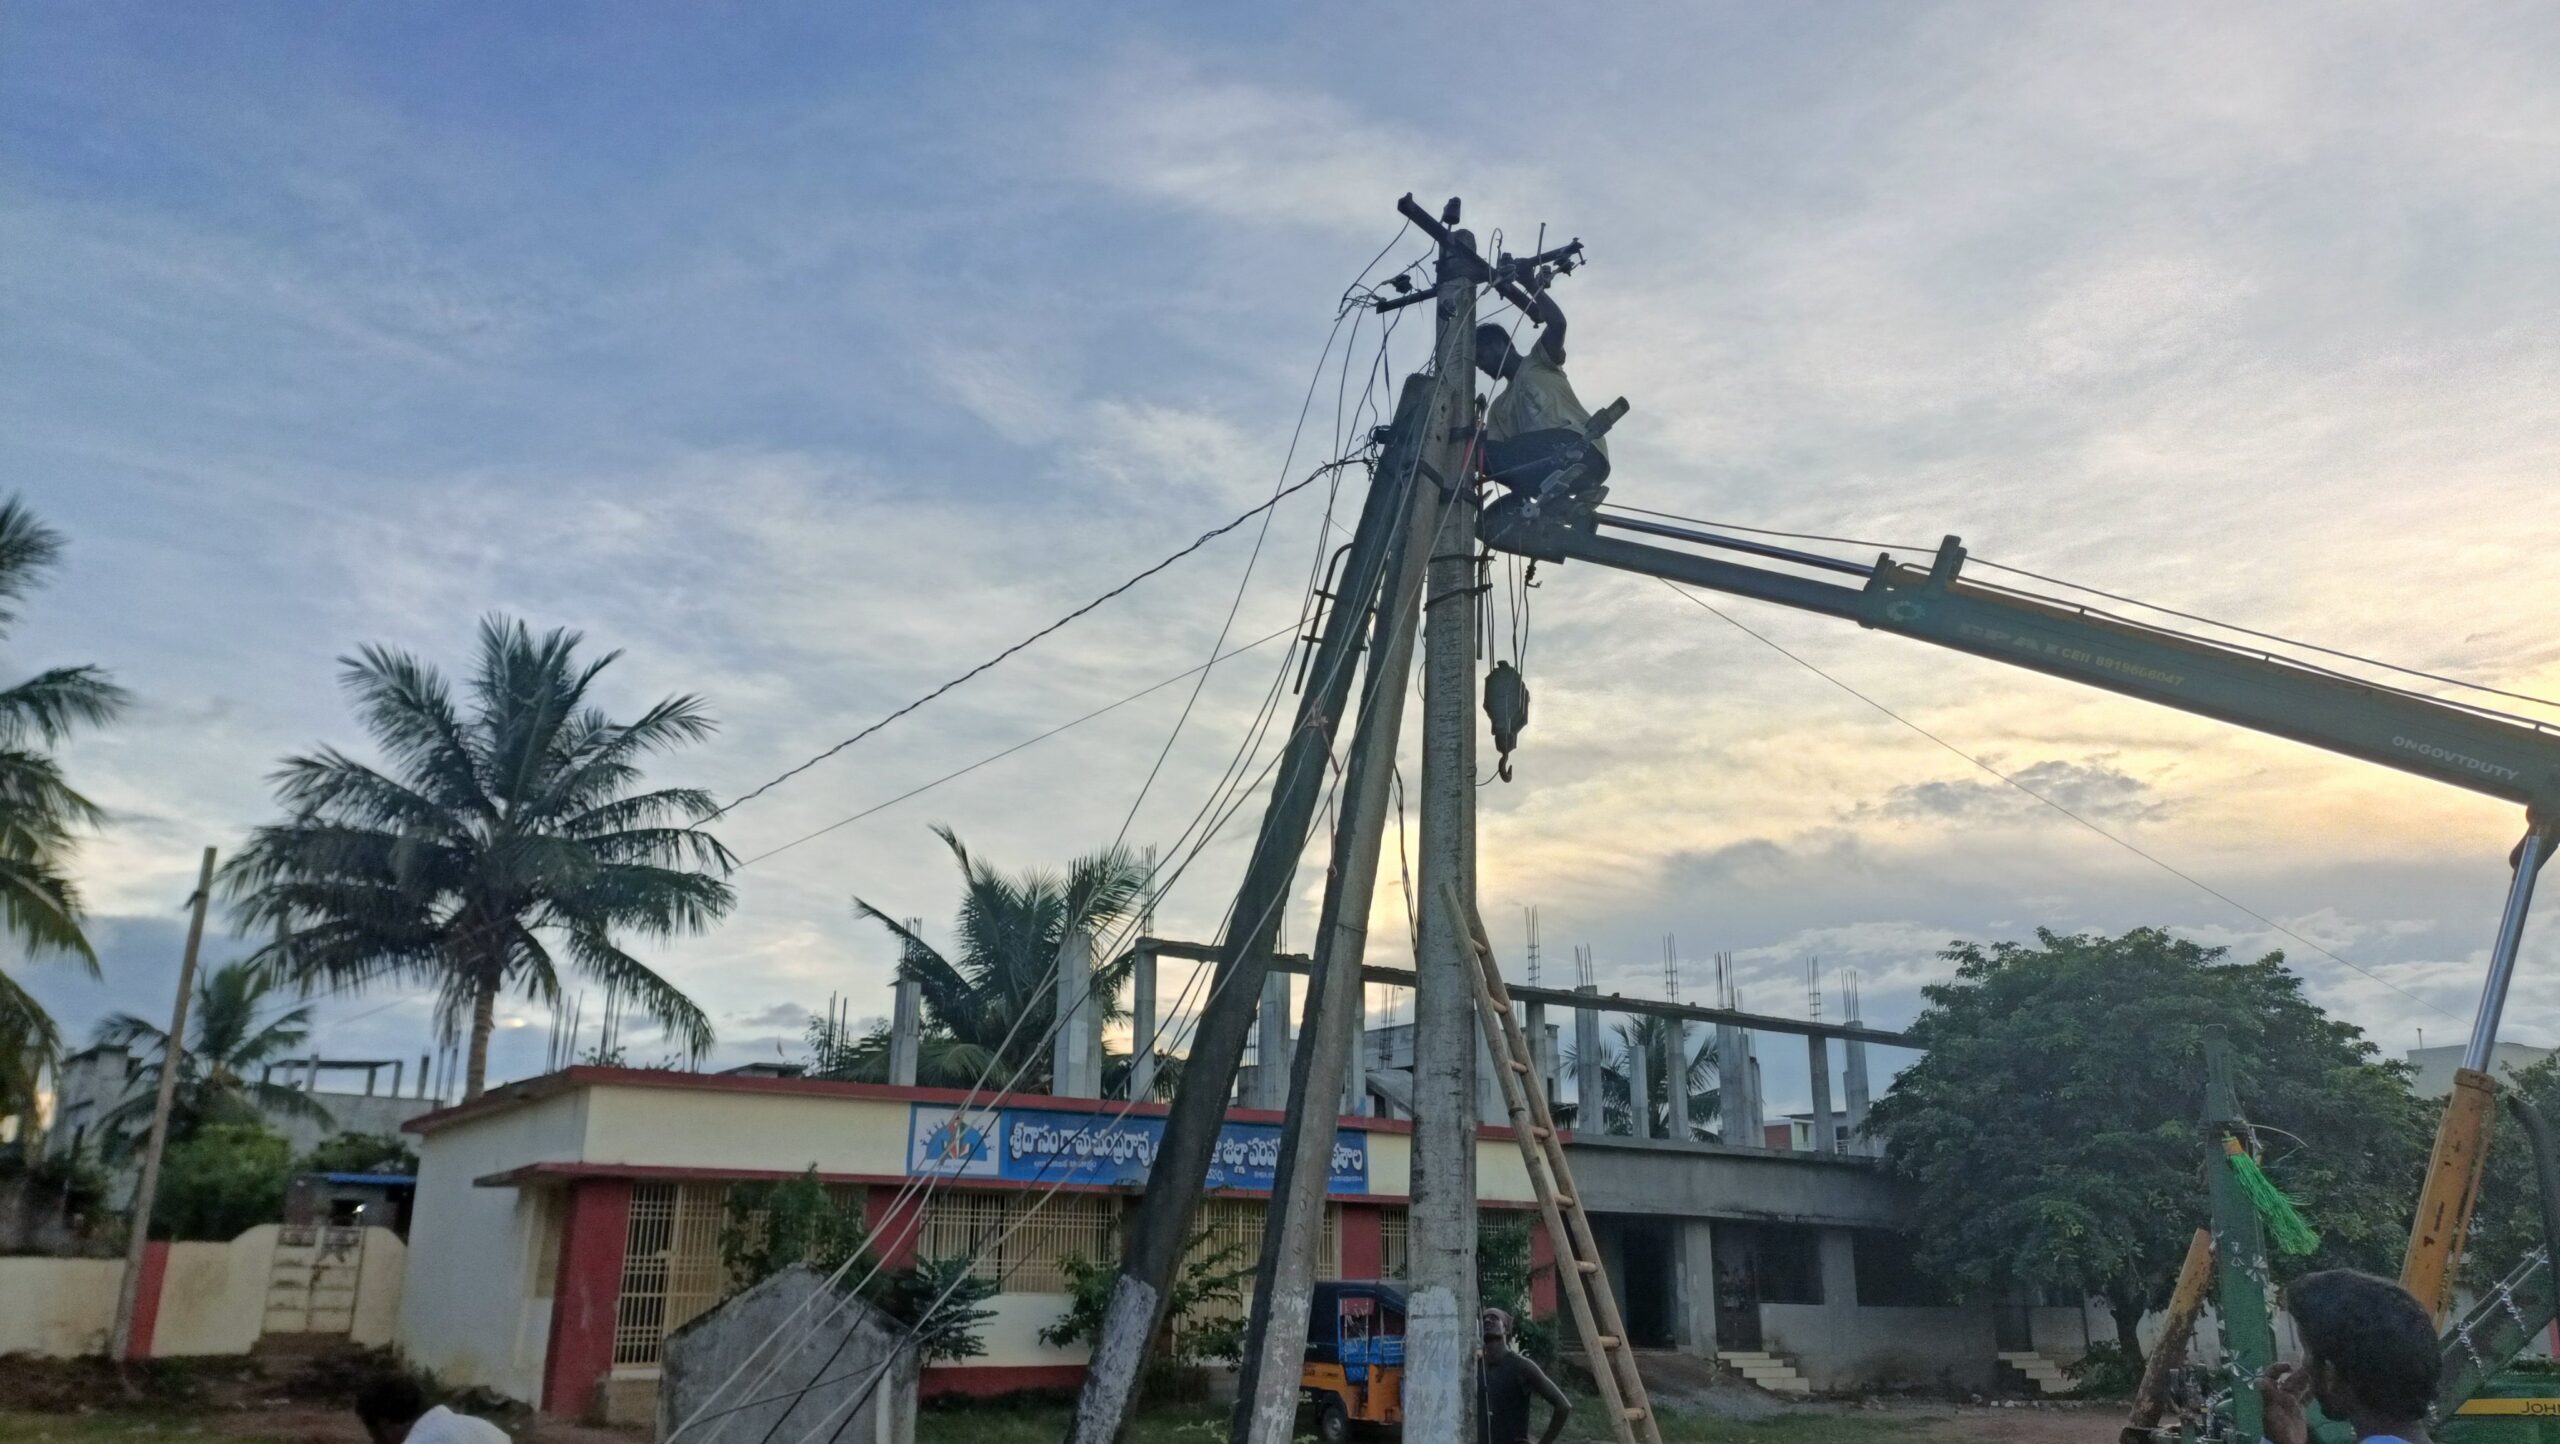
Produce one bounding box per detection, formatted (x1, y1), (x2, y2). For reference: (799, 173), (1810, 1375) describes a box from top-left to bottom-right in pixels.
(1300, 1280), (1406, 1441)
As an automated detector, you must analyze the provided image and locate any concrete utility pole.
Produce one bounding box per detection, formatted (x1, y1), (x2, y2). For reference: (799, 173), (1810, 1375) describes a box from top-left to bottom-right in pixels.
(109, 846), (214, 1363)
(1065, 311), (1430, 1444)
(1234, 374), (1445, 1444)
(1405, 197), (1486, 1444)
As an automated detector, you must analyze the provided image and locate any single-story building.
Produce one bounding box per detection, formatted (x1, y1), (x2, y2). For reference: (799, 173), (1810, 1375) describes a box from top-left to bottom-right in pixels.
(399, 1067), (1555, 1421)
(399, 1065), (2099, 1419)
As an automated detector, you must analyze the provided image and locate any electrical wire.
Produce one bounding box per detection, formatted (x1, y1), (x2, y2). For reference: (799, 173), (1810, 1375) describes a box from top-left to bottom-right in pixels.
(677, 235), (1430, 1437)
(715, 459), (1357, 819)
(721, 427), (1474, 1444)
(1654, 578), (2467, 1025)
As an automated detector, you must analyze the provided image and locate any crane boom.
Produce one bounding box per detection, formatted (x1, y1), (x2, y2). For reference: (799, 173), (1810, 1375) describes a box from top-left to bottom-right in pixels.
(1483, 504), (2560, 810)
(1483, 496), (2558, 1329)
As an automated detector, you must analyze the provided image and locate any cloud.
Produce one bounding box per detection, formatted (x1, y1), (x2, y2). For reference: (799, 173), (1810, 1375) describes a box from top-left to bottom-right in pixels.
(1855, 757), (2169, 825)
(735, 1002), (813, 1031)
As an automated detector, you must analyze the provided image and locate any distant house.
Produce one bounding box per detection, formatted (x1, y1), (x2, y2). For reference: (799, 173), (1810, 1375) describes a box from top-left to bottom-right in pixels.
(2406, 1042), (2550, 1099)
(46, 1043), (444, 1164)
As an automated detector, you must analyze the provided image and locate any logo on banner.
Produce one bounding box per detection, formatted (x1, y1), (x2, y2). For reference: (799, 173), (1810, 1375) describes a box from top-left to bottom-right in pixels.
(909, 1108), (998, 1177)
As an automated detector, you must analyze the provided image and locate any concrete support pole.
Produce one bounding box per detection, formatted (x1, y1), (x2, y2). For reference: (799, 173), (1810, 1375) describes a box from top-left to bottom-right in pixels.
(1716, 1023), (1749, 1145)
(417, 1053), (430, 1100)
(1623, 1020), (1651, 1139)
(1129, 947), (1158, 1101)
(1405, 221), (1483, 1444)
(1843, 1036), (1874, 1155)
(888, 967), (922, 1088)
(1343, 987), (1368, 1117)
(1255, 971), (1294, 1110)
(390, 1060), (404, 1099)
(1234, 407), (1440, 1444)
(1747, 1049), (1766, 1144)
(1523, 1001), (1551, 1114)
(1664, 1022), (1691, 1142)
(1574, 986), (1605, 1135)
(1052, 926), (1098, 1099)
(1807, 1034), (1836, 1154)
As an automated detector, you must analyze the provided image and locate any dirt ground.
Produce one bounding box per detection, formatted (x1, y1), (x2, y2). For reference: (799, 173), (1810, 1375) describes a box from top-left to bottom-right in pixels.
(0, 1354), (2129, 1444)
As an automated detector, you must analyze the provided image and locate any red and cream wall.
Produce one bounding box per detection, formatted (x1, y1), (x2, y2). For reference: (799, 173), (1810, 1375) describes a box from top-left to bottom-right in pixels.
(399, 1068), (1544, 1418)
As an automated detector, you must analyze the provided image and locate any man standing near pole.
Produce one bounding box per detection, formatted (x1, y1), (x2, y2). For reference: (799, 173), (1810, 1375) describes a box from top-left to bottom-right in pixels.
(109, 846), (215, 1364)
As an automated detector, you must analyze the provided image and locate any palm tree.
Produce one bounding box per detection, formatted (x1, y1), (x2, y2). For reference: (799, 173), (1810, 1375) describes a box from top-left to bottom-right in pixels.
(841, 826), (1149, 1091)
(0, 496), (130, 1122)
(224, 617), (736, 1099)
(90, 959), (332, 1147)
(1562, 1016), (1719, 1140)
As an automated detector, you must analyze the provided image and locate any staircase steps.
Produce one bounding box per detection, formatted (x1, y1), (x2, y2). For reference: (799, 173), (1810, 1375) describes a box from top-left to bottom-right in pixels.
(1716, 1350), (1812, 1395)
(1996, 1349), (2075, 1396)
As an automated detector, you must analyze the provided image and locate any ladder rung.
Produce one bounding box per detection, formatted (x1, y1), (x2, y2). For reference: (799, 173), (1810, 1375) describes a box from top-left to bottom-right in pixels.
(1596, 1335), (1621, 1349)
(1575, 1259), (1600, 1273)
(1531, 1125), (1552, 1139)
(1507, 1058), (1532, 1073)
(1554, 1194), (1575, 1207)
(1623, 1408), (1648, 1421)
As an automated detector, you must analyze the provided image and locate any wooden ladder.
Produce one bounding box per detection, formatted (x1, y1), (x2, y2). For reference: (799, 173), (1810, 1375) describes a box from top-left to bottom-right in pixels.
(1440, 884), (1665, 1444)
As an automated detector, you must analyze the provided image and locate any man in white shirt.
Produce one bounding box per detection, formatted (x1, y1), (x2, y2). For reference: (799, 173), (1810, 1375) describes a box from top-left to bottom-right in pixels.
(357, 1375), (513, 1444)
(1474, 273), (1618, 515)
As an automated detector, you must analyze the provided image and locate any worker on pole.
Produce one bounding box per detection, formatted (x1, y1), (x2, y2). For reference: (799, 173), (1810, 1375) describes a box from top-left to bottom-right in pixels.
(1474, 268), (1619, 515)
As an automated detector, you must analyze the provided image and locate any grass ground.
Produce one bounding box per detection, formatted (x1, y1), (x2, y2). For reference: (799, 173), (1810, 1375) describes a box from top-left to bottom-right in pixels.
(0, 1400), (2111, 1444)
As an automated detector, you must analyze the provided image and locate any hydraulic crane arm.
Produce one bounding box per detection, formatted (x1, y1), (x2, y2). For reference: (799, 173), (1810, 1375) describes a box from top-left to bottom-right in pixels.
(1483, 504), (2560, 811)
(1484, 499), (2560, 1320)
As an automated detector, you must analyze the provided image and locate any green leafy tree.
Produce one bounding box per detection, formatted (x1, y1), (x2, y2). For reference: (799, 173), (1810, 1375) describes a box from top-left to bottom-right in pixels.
(91, 960), (333, 1148)
(152, 1122), (293, 1240)
(718, 1168), (993, 1362)
(1046, 1229), (1251, 1397)
(837, 827), (1148, 1090)
(0, 497), (130, 1123)
(1865, 928), (2428, 1362)
(297, 1131), (419, 1176)
(1477, 1212), (1555, 1365)
(1559, 1016), (1718, 1139)
(224, 617), (736, 1099)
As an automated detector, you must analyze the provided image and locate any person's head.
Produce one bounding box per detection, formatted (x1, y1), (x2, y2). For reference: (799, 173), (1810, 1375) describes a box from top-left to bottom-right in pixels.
(1481, 1306), (1513, 1355)
(354, 1375), (429, 1444)
(1475, 323), (1520, 380)
(2284, 1269), (2440, 1427)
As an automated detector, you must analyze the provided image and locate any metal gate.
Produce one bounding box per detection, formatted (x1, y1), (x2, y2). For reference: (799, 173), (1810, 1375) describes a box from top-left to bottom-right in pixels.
(264, 1225), (367, 1336)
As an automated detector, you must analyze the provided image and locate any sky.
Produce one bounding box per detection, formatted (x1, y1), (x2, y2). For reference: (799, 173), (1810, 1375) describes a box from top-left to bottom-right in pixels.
(7, 2), (2560, 1119)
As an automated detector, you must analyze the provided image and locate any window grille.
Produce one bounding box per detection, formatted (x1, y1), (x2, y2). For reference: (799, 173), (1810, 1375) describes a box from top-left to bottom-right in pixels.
(920, 1190), (1119, 1294)
(613, 1182), (730, 1366)
(1380, 1206), (1410, 1281)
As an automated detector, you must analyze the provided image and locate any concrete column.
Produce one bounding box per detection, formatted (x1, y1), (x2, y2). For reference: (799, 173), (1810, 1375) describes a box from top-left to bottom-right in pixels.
(390, 1060), (403, 1098)
(1573, 986), (1605, 1135)
(1343, 986), (1368, 1117)
(1524, 1001), (1551, 1115)
(304, 1057), (321, 1094)
(1675, 1218), (1719, 1352)
(1129, 947), (1158, 1101)
(418, 1054), (430, 1100)
(1053, 926), (1098, 1099)
(1624, 1021), (1651, 1139)
(1747, 1050), (1766, 1144)
(1843, 1039), (1873, 1155)
(1664, 1022), (1691, 1142)
(1716, 1024), (1749, 1145)
(1256, 971), (1294, 1110)
(1807, 1034), (1836, 1154)
(888, 969), (922, 1088)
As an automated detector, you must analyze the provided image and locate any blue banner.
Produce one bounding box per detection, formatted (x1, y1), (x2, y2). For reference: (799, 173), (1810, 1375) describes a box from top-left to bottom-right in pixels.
(906, 1104), (1368, 1194)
